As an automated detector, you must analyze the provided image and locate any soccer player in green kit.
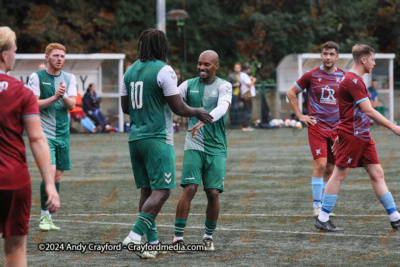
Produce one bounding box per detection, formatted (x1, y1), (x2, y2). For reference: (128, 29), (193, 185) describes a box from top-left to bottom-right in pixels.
(29, 43), (77, 231)
(173, 50), (232, 251)
(120, 29), (213, 259)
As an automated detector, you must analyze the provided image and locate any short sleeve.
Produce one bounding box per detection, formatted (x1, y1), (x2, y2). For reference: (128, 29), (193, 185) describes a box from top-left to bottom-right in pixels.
(157, 65), (180, 96)
(178, 80), (188, 102)
(21, 84), (39, 118)
(218, 81), (232, 104)
(121, 75), (128, 96)
(28, 72), (40, 96)
(67, 75), (77, 97)
(350, 79), (369, 105)
(295, 71), (312, 92)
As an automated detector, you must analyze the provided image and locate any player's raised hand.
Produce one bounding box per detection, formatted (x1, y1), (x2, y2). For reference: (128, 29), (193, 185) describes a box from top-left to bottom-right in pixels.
(331, 136), (340, 155)
(195, 107), (213, 124)
(45, 185), (60, 213)
(188, 121), (205, 138)
(56, 81), (66, 99)
(299, 114), (316, 126)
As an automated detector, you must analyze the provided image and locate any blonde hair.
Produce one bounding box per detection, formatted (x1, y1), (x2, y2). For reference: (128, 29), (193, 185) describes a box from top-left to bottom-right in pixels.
(45, 43), (66, 55)
(0, 27), (16, 53)
(352, 44), (375, 63)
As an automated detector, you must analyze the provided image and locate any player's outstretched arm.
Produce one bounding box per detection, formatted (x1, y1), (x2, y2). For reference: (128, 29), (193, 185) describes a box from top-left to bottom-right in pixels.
(286, 84), (315, 126)
(359, 100), (400, 135)
(165, 94), (213, 124)
(23, 116), (60, 213)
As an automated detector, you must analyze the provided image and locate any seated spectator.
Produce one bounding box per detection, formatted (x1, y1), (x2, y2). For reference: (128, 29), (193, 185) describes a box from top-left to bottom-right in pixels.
(69, 92), (99, 133)
(83, 83), (116, 132)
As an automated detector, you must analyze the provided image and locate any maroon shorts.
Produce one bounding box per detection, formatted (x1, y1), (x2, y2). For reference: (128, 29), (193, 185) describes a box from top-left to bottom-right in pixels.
(70, 111), (86, 121)
(308, 124), (337, 163)
(0, 184), (31, 238)
(335, 130), (379, 168)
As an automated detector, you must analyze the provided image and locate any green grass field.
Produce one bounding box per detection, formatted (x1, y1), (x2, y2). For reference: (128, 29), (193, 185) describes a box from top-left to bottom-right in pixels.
(1, 126), (400, 266)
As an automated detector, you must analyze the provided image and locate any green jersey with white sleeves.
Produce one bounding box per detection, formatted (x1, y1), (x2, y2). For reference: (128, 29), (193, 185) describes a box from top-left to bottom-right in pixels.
(179, 77), (232, 157)
(121, 60), (179, 145)
(29, 70), (77, 139)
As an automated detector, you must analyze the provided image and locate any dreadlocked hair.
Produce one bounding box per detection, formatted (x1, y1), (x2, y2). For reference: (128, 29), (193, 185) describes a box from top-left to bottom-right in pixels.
(138, 29), (168, 63)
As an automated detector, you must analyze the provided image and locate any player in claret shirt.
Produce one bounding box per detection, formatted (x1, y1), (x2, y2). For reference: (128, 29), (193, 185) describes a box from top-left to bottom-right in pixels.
(0, 26), (59, 267)
(315, 44), (400, 232)
(287, 42), (345, 217)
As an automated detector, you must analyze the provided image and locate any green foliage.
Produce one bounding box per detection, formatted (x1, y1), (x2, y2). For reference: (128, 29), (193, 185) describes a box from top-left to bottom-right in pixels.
(2, 0), (400, 80)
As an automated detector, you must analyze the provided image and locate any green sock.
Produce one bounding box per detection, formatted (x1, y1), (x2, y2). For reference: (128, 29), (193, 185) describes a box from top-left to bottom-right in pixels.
(132, 213), (155, 236)
(146, 221), (158, 243)
(40, 180), (47, 211)
(174, 218), (187, 237)
(204, 218), (217, 236)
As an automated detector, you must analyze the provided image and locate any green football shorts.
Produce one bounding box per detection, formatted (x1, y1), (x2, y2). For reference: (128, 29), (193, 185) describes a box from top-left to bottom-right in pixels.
(129, 138), (175, 190)
(181, 150), (226, 192)
(47, 137), (71, 170)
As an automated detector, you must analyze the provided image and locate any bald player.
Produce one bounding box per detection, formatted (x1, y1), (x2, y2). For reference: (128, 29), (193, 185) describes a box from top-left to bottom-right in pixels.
(173, 50), (232, 251)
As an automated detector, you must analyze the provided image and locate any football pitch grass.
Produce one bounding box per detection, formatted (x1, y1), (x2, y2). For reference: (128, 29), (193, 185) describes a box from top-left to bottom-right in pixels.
(1, 126), (400, 266)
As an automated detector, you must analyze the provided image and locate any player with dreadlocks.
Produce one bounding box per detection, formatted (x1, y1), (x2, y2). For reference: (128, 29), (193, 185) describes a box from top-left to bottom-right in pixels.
(120, 29), (213, 259)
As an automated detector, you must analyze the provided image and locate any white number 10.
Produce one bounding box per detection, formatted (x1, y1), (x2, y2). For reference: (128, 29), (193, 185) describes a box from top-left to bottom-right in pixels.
(130, 81), (143, 109)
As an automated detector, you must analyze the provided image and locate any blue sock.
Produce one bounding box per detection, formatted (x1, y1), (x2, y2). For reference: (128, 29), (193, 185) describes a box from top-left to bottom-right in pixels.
(321, 194), (338, 214)
(322, 181), (327, 194)
(379, 192), (397, 215)
(81, 117), (95, 131)
(312, 177), (323, 208)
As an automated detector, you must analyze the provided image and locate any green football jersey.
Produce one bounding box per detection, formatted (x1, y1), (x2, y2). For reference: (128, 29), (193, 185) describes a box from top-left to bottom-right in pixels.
(123, 60), (179, 145)
(29, 70), (77, 139)
(181, 77), (232, 157)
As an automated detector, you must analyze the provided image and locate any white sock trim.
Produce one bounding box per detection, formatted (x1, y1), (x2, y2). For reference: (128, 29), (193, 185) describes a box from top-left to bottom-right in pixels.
(389, 211), (400, 222)
(129, 231), (141, 242)
(318, 210), (329, 222)
(203, 234), (213, 239)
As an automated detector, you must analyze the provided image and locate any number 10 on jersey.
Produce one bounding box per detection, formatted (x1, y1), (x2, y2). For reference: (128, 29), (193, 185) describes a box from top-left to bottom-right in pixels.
(130, 81), (143, 109)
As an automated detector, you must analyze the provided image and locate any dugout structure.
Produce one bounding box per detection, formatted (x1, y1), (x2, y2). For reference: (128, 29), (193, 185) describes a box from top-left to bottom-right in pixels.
(10, 54), (126, 132)
(276, 53), (395, 121)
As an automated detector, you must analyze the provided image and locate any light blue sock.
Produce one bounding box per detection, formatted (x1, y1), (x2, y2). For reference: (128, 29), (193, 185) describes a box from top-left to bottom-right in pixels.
(321, 194), (338, 214)
(379, 192), (397, 215)
(81, 117), (95, 132)
(312, 177), (323, 208)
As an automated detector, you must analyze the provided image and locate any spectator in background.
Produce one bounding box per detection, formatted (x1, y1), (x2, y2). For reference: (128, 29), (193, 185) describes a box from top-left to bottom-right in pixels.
(175, 69), (183, 86)
(239, 63), (257, 132)
(69, 92), (99, 133)
(83, 83), (116, 132)
(228, 62), (241, 126)
(368, 79), (382, 108)
(38, 63), (46, 70)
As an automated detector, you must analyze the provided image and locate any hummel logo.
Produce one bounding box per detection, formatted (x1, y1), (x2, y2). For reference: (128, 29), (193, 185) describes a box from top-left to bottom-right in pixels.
(190, 90), (199, 93)
(165, 173), (172, 184)
(316, 149), (321, 155)
(185, 177), (195, 180)
(353, 79), (358, 84)
(347, 158), (353, 164)
(42, 82), (51, 85)
(318, 78), (322, 82)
